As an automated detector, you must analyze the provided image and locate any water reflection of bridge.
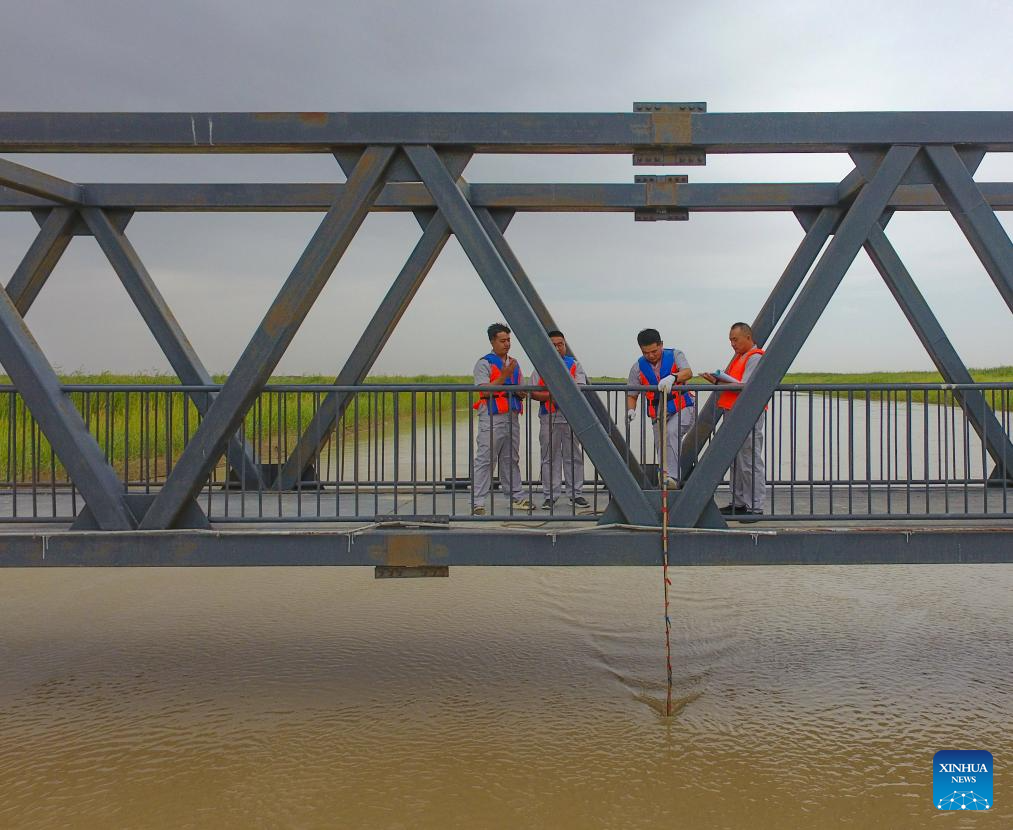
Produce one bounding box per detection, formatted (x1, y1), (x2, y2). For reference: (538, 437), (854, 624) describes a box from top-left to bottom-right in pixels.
(0, 108), (1011, 565)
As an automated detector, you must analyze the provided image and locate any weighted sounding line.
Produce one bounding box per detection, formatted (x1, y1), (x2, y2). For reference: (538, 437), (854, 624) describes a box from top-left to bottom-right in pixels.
(659, 390), (673, 718)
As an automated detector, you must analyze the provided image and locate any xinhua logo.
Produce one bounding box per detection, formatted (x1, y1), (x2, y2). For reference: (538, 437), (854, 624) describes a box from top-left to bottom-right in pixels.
(933, 750), (993, 811)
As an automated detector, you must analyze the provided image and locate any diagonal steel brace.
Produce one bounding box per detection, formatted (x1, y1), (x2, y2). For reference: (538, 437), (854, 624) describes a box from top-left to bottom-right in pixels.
(669, 145), (919, 527)
(405, 144), (657, 525)
(924, 145), (1013, 312)
(5, 207), (77, 315)
(276, 210), (452, 488)
(474, 206), (649, 488)
(0, 283), (135, 529)
(138, 146), (396, 529)
(678, 206), (843, 484)
(82, 207), (265, 488)
(862, 219), (1013, 476)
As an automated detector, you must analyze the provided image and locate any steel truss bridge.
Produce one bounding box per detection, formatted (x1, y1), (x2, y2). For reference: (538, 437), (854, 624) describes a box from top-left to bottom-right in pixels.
(0, 105), (1010, 567)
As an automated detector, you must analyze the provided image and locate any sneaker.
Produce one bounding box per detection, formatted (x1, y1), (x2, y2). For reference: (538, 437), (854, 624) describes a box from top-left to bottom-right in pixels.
(570, 496), (591, 509)
(541, 497), (556, 510)
(472, 505), (487, 516)
(512, 497), (535, 511)
(662, 476), (680, 491)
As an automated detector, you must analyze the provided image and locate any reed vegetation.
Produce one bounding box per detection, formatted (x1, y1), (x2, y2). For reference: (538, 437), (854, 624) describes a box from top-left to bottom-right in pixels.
(0, 369), (1009, 483)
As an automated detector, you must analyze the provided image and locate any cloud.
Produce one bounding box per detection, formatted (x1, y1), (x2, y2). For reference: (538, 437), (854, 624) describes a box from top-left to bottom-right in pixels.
(0, 0), (1010, 375)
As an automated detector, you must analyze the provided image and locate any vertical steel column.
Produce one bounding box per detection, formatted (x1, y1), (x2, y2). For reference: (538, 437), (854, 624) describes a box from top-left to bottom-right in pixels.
(0, 285), (135, 529)
(276, 210), (452, 488)
(82, 207), (265, 488)
(139, 146), (396, 529)
(405, 144), (656, 525)
(862, 220), (1013, 474)
(669, 144), (919, 527)
(678, 205), (841, 481)
(925, 145), (1013, 312)
(5, 207), (77, 315)
(475, 206), (649, 488)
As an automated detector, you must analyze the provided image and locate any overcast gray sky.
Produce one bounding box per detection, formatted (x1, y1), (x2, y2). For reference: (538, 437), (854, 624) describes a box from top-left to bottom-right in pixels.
(1, 0), (1011, 377)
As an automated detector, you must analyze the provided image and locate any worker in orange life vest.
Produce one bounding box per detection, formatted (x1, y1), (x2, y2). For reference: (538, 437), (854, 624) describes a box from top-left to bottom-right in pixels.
(529, 330), (590, 512)
(701, 322), (766, 516)
(626, 328), (697, 489)
(472, 323), (534, 515)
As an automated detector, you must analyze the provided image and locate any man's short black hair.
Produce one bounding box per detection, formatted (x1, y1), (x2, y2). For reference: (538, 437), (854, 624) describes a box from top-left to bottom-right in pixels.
(487, 323), (511, 342)
(730, 322), (754, 337)
(637, 328), (662, 348)
(547, 329), (565, 339)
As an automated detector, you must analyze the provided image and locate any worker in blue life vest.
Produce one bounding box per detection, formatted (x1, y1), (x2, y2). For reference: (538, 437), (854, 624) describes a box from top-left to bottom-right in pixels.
(701, 322), (766, 516)
(626, 328), (697, 489)
(472, 323), (534, 515)
(529, 329), (591, 512)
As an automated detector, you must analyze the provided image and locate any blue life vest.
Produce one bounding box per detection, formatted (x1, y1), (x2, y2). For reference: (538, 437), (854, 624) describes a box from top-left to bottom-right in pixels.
(475, 352), (523, 414)
(638, 349), (694, 417)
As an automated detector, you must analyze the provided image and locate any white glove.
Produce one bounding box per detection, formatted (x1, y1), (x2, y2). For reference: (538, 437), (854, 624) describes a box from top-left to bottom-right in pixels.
(657, 374), (676, 394)
(626, 408), (637, 424)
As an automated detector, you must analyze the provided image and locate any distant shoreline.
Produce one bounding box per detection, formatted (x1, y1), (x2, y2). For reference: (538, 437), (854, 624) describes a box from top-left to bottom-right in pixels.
(0, 368), (1007, 477)
(3, 367), (1011, 385)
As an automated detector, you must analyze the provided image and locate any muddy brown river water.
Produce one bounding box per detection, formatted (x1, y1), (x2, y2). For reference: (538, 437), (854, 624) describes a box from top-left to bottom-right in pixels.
(1, 565), (1010, 828)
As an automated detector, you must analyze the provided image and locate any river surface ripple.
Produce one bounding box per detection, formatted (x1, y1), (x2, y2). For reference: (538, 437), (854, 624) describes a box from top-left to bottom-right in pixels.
(0, 565), (1010, 828)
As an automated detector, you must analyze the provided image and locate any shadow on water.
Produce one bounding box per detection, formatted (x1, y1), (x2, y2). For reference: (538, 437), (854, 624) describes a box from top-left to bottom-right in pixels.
(632, 687), (704, 719)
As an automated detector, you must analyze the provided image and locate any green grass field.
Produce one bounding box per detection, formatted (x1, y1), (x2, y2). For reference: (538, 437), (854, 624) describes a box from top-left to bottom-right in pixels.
(3, 367), (1010, 387)
(0, 369), (1009, 483)
(0, 374), (473, 482)
(757, 366), (1013, 385)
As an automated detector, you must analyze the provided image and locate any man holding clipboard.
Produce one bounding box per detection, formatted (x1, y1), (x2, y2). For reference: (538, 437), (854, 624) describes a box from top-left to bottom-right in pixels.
(700, 322), (766, 516)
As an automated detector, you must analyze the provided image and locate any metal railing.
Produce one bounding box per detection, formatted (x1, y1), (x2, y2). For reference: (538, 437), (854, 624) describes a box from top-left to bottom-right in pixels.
(0, 382), (1009, 524)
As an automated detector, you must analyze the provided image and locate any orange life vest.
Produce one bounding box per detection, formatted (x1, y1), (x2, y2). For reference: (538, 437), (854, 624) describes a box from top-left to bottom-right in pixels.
(537, 356), (578, 415)
(717, 347), (765, 410)
(474, 353), (523, 414)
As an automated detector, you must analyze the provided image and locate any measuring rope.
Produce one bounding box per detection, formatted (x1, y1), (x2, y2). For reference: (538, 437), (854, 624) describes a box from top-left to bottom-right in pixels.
(659, 389), (674, 717)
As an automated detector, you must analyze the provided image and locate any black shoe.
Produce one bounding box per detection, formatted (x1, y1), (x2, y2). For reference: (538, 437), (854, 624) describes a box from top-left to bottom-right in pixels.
(570, 496), (591, 509)
(723, 506), (764, 520)
(541, 497), (556, 510)
(719, 503), (747, 515)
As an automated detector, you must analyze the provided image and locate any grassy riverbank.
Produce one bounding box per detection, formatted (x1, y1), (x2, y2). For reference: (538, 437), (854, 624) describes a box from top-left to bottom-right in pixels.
(4, 367), (1009, 386)
(0, 374), (472, 482)
(762, 366), (1013, 385)
(0, 369), (1009, 482)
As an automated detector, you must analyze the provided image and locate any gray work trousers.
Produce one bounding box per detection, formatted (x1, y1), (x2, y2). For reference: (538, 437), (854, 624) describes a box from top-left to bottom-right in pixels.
(729, 413), (766, 510)
(652, 405), (698, 483)
(538, 414), (583, 499)
(474, 410), (524, 507)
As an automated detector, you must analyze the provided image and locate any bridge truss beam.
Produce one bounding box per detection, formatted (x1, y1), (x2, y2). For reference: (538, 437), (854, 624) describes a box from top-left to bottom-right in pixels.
(0, 526), (1009, 567)
(0, 108), (1009, 532)
(0, 110), (1011, 153)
